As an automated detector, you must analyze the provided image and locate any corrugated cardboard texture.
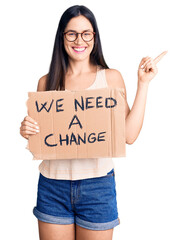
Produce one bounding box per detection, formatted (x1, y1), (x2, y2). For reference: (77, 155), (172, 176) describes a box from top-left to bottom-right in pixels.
(26, 88), (126, 160)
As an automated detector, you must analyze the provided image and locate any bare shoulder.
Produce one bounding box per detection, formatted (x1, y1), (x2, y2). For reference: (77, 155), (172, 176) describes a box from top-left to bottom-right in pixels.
(37, 74), (48, 91)
(105, 68), (130, 116)
(105, 68), (126, 89)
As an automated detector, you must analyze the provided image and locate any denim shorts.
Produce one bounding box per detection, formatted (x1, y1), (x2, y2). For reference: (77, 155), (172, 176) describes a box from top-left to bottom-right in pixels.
(33, 168), (120, 231)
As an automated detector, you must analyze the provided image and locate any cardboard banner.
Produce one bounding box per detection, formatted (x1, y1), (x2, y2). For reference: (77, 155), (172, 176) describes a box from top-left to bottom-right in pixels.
(26, 88), (126, 160)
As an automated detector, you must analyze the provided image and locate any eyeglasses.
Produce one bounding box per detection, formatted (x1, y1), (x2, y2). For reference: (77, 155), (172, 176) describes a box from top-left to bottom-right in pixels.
(63, 31), (95, 42)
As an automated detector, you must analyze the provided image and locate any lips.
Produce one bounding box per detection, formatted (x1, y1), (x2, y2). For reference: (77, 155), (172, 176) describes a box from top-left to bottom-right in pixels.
(72, 47), (87, 53)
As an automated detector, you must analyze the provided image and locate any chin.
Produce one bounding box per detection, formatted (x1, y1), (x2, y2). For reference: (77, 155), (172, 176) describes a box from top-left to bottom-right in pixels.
(72, 57), (90, 62)
(70, 53), (91, 62)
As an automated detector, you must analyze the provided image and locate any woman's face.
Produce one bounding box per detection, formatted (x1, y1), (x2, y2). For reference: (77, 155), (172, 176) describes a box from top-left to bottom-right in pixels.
(63, 15), (95, 63)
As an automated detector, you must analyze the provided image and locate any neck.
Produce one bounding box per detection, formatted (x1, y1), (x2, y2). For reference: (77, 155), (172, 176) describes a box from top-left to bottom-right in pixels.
(67, 58), (96, 75)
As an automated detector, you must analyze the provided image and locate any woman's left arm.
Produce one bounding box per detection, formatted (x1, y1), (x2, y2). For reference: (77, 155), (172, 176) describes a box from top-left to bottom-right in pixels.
(126, 51), (167, 144)
(106, 51), (167, 145)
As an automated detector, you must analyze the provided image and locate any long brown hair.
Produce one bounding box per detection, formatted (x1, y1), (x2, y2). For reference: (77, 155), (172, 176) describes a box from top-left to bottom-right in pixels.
(46, 5), (109, 91)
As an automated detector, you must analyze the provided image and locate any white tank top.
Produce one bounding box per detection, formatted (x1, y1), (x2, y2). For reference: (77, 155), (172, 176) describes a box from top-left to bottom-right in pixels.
(38, 66), (115, 180)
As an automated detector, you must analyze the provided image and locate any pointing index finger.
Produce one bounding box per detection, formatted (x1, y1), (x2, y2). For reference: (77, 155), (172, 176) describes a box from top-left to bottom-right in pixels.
(154, 51), (168, 64)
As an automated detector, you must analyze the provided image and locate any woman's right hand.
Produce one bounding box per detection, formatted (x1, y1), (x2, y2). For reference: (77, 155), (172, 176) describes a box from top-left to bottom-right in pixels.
(20, 115), (40, 140)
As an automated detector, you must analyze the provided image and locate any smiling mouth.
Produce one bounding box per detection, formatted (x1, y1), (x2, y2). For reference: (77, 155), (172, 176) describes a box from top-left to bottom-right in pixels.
(72, 47), (87, 53)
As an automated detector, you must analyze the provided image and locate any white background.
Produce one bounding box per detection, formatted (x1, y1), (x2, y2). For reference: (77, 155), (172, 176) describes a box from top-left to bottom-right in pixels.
(1, 0), (188, 239)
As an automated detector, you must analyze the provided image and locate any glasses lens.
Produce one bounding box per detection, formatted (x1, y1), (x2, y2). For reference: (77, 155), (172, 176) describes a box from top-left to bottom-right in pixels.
(82, 32), (94, 41)
(65, 32), (77, 41)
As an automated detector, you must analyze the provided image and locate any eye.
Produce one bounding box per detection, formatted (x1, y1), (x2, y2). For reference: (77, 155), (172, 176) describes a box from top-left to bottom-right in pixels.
(83, 32), (92, 36)
(67, 32), (76, 36)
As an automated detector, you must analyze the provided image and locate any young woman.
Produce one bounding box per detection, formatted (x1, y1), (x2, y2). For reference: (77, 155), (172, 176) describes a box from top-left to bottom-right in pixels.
(20, 5), (166, 240)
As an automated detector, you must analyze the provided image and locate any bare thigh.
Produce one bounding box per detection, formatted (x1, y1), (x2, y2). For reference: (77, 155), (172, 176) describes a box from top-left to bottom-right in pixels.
(76, 225), (114, 240)
(38, 220), (75, 240)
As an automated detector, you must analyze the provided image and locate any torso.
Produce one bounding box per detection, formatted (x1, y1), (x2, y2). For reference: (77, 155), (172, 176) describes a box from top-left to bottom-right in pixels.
(38, 65), (115, 180)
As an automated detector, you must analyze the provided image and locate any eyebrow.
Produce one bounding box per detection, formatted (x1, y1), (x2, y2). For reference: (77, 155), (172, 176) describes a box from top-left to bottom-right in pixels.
(65, 29), (93, 32)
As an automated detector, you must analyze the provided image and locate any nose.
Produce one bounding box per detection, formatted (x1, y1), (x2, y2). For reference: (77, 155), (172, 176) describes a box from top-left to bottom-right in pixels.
(74, 33), (84, 44)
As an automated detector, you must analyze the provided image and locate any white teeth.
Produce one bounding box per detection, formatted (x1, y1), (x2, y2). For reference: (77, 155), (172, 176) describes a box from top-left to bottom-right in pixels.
(73, 47), (86, 52)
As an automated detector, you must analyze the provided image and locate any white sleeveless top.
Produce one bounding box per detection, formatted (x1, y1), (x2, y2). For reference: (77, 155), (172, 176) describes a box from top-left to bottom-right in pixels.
(38, 66), (115, 180)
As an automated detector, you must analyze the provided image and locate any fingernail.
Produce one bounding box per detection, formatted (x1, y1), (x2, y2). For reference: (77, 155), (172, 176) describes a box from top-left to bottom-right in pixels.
(141, 65), (144, 68)
(36, 129), (40, 132)
(36, 126), (39, 129)
(34, 122), (38, 125)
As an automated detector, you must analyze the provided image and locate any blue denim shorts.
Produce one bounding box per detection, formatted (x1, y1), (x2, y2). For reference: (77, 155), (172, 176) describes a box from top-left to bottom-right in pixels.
(33, 168), (120, 231)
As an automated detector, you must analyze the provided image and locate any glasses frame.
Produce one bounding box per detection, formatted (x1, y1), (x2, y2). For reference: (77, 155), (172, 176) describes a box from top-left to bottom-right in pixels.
(63, 30), (95, 42)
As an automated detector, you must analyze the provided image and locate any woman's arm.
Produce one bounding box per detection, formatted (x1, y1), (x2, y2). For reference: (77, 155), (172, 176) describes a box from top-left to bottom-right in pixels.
(125, 80), (149, 144)
(106, 68), (151, 144)
(106, 51), (167, 145)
